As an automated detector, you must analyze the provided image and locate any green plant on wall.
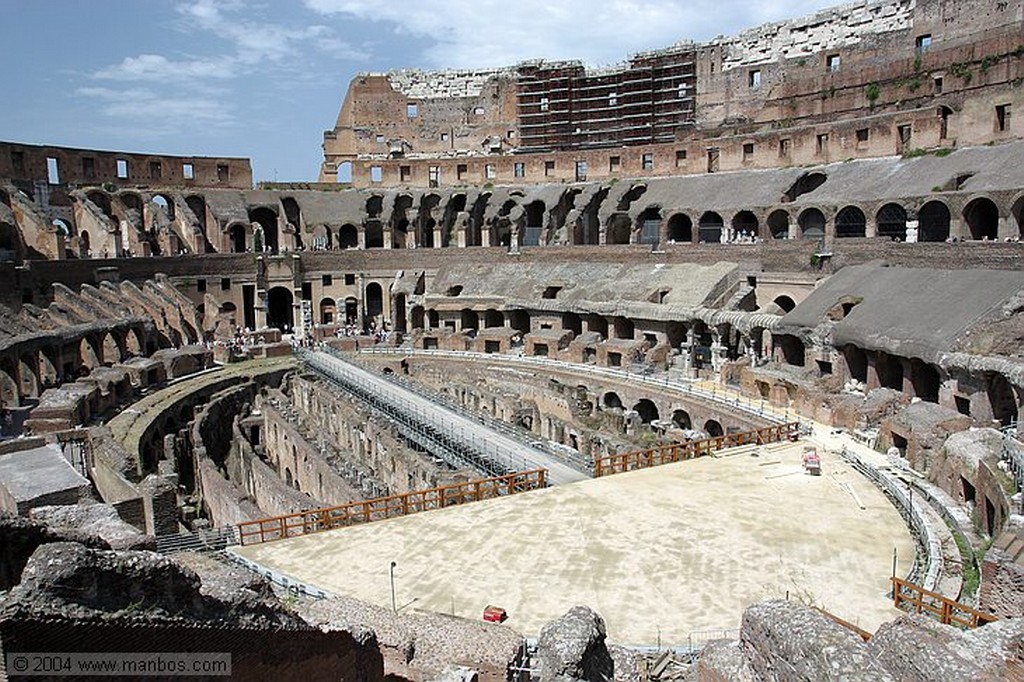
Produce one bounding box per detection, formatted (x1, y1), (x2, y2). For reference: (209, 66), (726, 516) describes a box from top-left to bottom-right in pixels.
(865, 82), (880, 109)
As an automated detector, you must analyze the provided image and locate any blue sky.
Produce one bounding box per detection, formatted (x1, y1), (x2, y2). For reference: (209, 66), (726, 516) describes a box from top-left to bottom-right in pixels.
(2, 0), (839, 183)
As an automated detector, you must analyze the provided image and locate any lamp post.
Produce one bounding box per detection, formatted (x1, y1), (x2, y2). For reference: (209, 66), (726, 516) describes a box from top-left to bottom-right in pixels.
(390, 561), (397, 612)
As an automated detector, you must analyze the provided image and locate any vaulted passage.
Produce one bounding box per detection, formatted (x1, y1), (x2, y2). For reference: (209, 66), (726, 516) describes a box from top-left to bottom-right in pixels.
(876, 203), (907, 241)
(918, 201), (950, 242)
(266, 286), (293, 331)
(964, 198), (999, 240)
(835, 206), (866, 238)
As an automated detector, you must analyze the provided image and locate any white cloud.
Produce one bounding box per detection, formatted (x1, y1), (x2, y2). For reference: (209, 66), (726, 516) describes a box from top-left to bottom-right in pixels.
(304, 0), (840, 68)
(93, 54), (237, 82)
(76, 86), (235, 132)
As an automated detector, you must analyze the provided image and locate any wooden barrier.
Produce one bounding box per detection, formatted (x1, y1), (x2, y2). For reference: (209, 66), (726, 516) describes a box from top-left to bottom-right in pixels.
(237, 468), (547, 546)
(593, 422), (801, 477)
(891, 577), (998, 628)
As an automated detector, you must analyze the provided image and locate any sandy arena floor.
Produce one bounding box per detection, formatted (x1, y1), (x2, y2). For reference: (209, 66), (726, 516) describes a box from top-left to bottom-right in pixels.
(235, 440), (915, 644)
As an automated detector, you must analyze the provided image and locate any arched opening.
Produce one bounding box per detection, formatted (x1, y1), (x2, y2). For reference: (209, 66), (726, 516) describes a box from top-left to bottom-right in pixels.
(151, 194), (175, 220)
(249, 207), (279, 253)
(672, 409), (692, 430)
(0, 360), (18, 407)
(834, 206), (866, 238)
(229, 223), (247, 252)
(311, 224), (331, 251)
(775, 334), (805, 366)
(606, 214), (631, 245)
(393, 218), (409, 249)
(364, 221), (384, 248)
(365, 282), (384, 325)
(613, 317), (634, 340)
(987, 374), (1019, 427)
(767, 210), (790, 239)
(667, 213), (692, 243)
(86, 191), (114, 219)
(394, 293), (407, 332)
(1011, 196), (1024, 238)
(508, 310), (530, 334)
(484, 309), (504, 328)
(797, 208), (825, 240)
(319, 297), (336, 325)
(427, 309), (439, 329)
(586, 315), (608, 339)
(101, 333), (120, 365)
(0, 223), (23, 263)
(603, 392), (623, 410)
(704, 419), (724, 437)
(843, 345), (868, 383)
(337, 161), (353, 183)
(410, 305), (425, 330)
(781, 172), (827, 202)
(876, 352), (903, 390)
(918, 201), (951, 242)
(633, 399), (659, 423)
(17, 355), (39, 399)
(731, 210), (758, 240)
(637, 207), (661, 245)
(525, 200), (546, 246)
(910, 359), (940, 403)
(773, 295), (796, 313)
(339, 224), (358, 249)
(876, 203), (907, 241)
(963, 197), (999, 240)
(344, 298), (358, 326)
(80, 336), (101, 371)
(562, 312), (582, 336)
(460, 308), (479, 331)
(698, 211), (723, 243)
(266, 287), (294, 332)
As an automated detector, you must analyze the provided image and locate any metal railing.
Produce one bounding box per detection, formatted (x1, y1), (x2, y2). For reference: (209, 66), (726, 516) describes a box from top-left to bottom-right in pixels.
(891, 577), (998, 628)
(358, 347), (790, 425)
(593, 422), (800, 477)
(237, 468), (547, 546)
(155, 526), (240, 554)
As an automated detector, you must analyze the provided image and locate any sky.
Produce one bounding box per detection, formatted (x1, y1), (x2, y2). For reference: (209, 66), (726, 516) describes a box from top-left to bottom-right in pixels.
(2, 0), (841, 183)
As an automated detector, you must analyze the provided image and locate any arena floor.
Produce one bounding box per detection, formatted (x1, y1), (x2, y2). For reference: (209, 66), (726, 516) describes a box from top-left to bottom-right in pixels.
(234, 439), (915, 645)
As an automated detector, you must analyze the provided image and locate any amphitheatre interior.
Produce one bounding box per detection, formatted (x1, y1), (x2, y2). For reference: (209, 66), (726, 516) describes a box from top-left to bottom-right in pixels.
(2, 0), (1024, 679)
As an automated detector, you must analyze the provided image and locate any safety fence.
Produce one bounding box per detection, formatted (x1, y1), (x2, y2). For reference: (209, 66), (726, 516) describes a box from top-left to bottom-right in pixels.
(891, 577), (998, 628)
(593, 422), (800, 477)
(237, 468), (547, 546)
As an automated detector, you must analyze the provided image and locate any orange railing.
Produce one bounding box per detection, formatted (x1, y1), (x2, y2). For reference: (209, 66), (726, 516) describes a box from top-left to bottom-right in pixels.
(593, 422), (801, 477)
(237, 468), (547, 546)
(891, 577), (999, 628)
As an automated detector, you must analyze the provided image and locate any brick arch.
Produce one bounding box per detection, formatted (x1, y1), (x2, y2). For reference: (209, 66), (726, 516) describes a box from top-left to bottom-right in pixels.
(1012, 193), (1024, 238)
(962, 194), (1001, 240)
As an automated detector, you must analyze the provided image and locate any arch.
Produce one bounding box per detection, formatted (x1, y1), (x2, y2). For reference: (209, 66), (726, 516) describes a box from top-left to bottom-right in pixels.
(910, 359), (940, 403)
(963, 197), (999, 240)
(562, 312), (582, 336)
(266, 286), (294, 332)
(704, 419), (724, 437)
(339, 224), (358, 249)
(919, 201), (951, 242)
(876, 203), (907, 241)
(80, 336), (101, 371)
(365, 282), (384, 322)
(667, 213), (692, 243)
(52, 218), (71, 237)
(698, 211), (723, 243)
(86, 190), (113, 218)
(0, 358), (18, 407)
(17, 354), (39, 399)
(606, 214), (631, 245)
(410, 305), (425, 330)
(834, 206), (866, 238)
(613, 317), (634, 340)
(876, 352), (903, 390)
(603, 392), (623, 409)
(767, 210), (790, 239)
(249, 206), (279, 253)
(484, 309), (504, 328)
(731, 210), (758, 240)
(843, 345), (868, 383)
(364, 221), (384, 248)
(637, 207), (662, 245)
(773, 295), (796, 313)
(393, 218), (409, 249)
(508, 310), (530, 334)
(797, 208), (825, 240)
(633, 399), (659, 424)
(0, 223), (23, 263)
(671, 409), (692, 430)
(319, 297), (337, 325)
(151, 194), (175, 220)
(781, 172), (827, 202)
(101, 333), (120, 365)
(526, 200), (546, 230)
(1012, 195), (1024, 238)
(394, 293), (407, 332)
(987, 373), (1019, 427)
(775, 334), (804, 365)
(460, 308), (479, 331)
(586, 315), (608, 339)
(228, 222), (248, 253)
